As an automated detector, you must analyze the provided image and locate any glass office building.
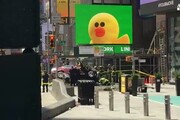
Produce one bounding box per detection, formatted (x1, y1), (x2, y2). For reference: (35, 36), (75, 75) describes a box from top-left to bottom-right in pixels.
(140, 0), (180, 82)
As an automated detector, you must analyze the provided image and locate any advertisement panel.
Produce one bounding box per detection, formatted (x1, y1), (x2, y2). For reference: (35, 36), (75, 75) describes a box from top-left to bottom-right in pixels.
(140, 0), (180, 15)
(70, 0), (81, 17)
(79, 46), (94, 54)
(103, 45), (132, 54)
(57, 0), (68, 17)
(78, 45), (131, 56)
(75, 4), (133, 45)
(57, 0), (69, 24)
(70, 0), (81, 24)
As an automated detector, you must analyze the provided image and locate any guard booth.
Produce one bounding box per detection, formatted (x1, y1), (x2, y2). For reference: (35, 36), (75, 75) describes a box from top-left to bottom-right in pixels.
(120, 74), (132, 93)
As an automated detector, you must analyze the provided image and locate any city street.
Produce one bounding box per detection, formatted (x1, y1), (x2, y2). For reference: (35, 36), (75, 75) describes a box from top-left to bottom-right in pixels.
(42, 84), (180, 120)
(1, 0), (180, 120)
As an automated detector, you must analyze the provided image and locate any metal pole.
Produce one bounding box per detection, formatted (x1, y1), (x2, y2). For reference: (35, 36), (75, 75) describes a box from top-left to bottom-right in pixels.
(96, 58), (98, 67)
(54, 24), (59, 79)
(46, 0), (50, 74)
(101, 57), (103, 66)
(165, 95), (171, 120)
(143, 94), (149, 116)
(94, 89), (99, 108)
(132, 50), (135, 75)
(109, 90), (114, 111)
(139, 60), (140, 72)
(125, 92), (130, 113)
(55, 53), (58, 78)
(55, 34), (58, 78)
(114, 54), (116, 71)
(119, 56), (121, 70)
(52, 0), (59, 79)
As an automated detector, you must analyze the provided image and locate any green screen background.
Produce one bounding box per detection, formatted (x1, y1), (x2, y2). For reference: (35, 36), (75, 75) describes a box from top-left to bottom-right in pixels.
(75, 4), (133, 45)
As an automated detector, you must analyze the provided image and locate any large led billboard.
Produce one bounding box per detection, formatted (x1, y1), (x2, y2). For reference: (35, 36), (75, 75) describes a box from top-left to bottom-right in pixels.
(140, 0), (180, 15)
(75, 4), (133, 45)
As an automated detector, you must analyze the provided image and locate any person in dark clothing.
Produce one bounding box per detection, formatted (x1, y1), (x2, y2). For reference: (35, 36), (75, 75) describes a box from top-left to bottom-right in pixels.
(69, 66), (76, 86)
(74, 66), (80, 85)
(42, 71), (49, 92)
(92, 66), (98, 83)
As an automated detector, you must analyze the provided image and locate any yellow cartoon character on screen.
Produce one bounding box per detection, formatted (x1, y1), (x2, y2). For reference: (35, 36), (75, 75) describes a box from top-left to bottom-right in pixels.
(88, 13), (130, 44)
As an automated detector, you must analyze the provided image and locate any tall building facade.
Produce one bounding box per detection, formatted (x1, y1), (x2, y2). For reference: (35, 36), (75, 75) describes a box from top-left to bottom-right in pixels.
(140, 0), (180, 82)
(40, 0), (157, 79)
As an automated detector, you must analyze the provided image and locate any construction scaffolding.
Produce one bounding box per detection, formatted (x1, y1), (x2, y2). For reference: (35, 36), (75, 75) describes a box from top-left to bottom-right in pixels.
(147, 28), (167, 80)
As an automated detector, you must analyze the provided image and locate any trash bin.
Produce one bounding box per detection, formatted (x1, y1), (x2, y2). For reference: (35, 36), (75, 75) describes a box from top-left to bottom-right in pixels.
(138, 78), (144, 87)
(77, 80), (95, 105)
(137, 78), (147, 93)
(155, 78), (162, 92)
(141, 85), (147, 93)
(132, 75), (138, 96)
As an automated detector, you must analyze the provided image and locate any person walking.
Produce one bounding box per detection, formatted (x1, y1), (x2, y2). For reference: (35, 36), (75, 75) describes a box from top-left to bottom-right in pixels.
(42, 71), (49, 92)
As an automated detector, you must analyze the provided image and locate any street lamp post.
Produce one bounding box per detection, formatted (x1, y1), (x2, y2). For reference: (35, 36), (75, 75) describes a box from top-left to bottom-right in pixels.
(54, 24), (59, 79)
(51, 0), (60, 78)
(46, 0), (50, 74)
(139, 59), (140, 72)
(132, 50), (135, 75)
(55, 48), (58, 79)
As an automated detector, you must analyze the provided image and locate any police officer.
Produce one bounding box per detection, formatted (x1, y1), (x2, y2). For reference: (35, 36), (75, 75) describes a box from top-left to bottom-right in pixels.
(42, 71), (49, 92)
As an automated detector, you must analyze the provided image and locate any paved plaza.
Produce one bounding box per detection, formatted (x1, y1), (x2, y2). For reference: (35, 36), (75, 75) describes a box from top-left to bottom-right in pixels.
(42, 84), (180, 120)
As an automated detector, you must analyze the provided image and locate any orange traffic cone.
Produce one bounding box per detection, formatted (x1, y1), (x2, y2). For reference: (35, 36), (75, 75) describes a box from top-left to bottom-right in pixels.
(146, 77), (149, 83)
(144, 78), (147, 84)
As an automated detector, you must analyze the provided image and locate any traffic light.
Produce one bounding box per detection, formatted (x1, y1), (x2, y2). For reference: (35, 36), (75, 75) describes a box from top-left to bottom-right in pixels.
(49, 35), (55, 48)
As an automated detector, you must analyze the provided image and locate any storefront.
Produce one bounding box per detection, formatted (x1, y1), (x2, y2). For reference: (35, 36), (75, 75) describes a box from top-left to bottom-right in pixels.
(140, 0), (180, 82)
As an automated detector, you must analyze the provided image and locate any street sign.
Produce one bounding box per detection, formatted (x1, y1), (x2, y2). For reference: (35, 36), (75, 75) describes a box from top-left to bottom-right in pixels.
(79, 46), (94, 54)
(51, 15), (61, 23)
(60, 17), (69, 24)
(132, 57), (138, 61)
(60, 41), (65, 45)
(139, 59), (146, 63)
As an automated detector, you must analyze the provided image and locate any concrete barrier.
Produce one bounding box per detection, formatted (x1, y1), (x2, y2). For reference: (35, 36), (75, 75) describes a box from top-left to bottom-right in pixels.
(51, 79), (71, 100)
(42, 79), (75, 120)
(66, 86), (75, 96)
(42, 98), (75, 120)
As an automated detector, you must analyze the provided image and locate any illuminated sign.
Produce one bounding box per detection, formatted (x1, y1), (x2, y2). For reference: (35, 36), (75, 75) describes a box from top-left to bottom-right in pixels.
(158, 0), (174, 8)
(75, 4), (133, 45)
(78, 45), (131, 55)
(57, 0), (69, 24)
(70, 0), (81, 17)
(140, 0), (180, 15)
(97, 45), (131, 54)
